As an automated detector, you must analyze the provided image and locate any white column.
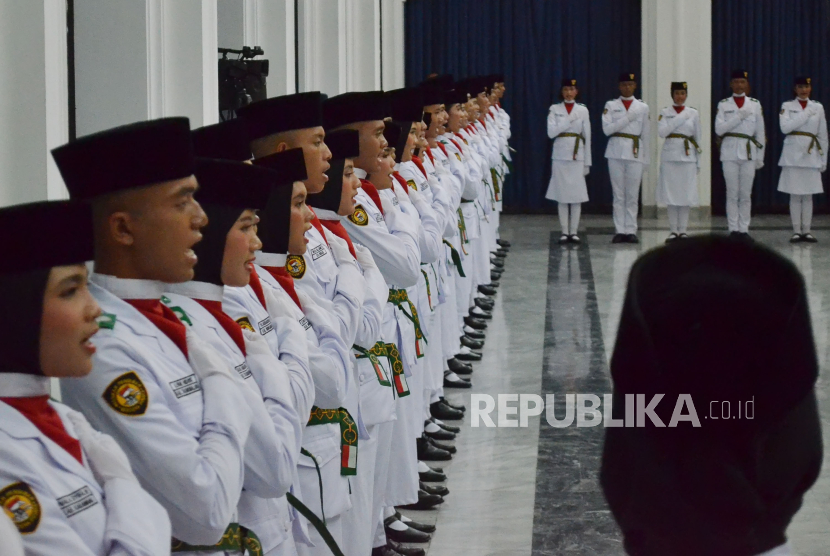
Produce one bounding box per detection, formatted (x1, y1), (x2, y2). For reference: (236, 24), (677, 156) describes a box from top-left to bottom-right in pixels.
(298, 0), (347, 95)
(641, 0), (712, 213)
(0, 0), (69, 206)
(344, 0), (381, 92)
(219, 0), (296, 98)
(381, 0), (405, 90)
(75, 0), (219, 137)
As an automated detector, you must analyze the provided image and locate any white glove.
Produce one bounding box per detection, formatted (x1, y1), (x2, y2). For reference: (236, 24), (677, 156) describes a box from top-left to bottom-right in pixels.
(380, 194), (396, 215)
(408, 187), (427, 207)
(241, 329), (294, 407)
(263, 281), (298, 318)
(739, 108), (751, 120)
(242, 327), (274, 358)
(353, 244), (377, 270)
(66, 411), (136, 484)
(187, 327), (236, 381)
(568, 110), (581, 123)
(821, 165), (826, 173)
(808, 105), (820, 117)
(583, 166), (590, 177)
(327, 232), (355, 265)
(627, 108), (640, 122)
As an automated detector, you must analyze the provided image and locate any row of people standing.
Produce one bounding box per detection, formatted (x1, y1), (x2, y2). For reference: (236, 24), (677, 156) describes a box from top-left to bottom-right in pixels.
(0, 73), (512, 556)
(546, 70), (828, 244)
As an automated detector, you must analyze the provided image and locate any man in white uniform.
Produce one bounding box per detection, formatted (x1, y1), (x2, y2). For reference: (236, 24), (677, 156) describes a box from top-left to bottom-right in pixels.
(715, 69), (766, 239)
(53, 118), (257, 554)
(602, 72), (650, 243)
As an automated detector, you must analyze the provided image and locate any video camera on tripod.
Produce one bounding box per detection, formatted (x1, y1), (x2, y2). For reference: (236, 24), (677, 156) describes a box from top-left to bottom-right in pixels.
(218, 46), (269, 119)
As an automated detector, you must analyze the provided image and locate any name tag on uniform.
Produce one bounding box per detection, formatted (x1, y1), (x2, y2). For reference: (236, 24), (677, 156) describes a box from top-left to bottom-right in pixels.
(235, 362), (252, 380)
(169, 374), (200, 399)
(299, 316), (312, 331)
(57, 487), (98, 518)
(391, 197), (399, 206)
(613, 109), (624, 113)
(375, 212), (384, 223)
(258, 317), (273, 335)
(724, 109), (735, 114)
(310, 244), (328, 261)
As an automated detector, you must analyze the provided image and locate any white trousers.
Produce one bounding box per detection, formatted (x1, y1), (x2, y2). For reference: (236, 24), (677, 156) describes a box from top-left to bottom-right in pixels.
(340, 424), (379, 556)
(296, 515), (342, 556)
(371, 421), (394, 549)
(608, 159), (644, 234)
(557, 203), (582, 235)
(722, 161), (756, 233)
(667, 205), (690, 234)
(790, 194), (814, 233)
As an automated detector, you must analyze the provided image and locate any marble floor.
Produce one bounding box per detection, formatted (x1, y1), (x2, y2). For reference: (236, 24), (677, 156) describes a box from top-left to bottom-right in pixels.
(415, 213), (830, 556)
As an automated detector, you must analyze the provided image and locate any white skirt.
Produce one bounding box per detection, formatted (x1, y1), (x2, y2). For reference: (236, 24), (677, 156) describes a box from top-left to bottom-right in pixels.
(778, 166), (824, 195)
(657, 160), (699, 207)
(545, 159), (588, 203)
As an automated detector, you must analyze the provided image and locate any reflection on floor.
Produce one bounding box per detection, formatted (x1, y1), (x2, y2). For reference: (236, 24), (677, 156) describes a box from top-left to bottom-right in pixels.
(418, 213), (830, 556)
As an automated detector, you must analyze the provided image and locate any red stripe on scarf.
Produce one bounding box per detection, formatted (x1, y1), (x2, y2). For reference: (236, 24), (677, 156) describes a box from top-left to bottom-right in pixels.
(126, 299), (189, 358)
(194, 299), (246, 356)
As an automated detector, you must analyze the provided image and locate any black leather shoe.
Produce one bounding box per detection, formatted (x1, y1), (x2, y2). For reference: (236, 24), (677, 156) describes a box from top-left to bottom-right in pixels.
(417, 437), (452, 461)
(447, 357), (473, 374)
(494, 248), (509, 257)
(430, 400), (464, 420)
(455, 351), (482, 362)
(460, 335), (484, 349)
(427, 436), (456, 454)
(497, 239), (511, 247)
(372, 545), (402, 556)
(420, 481), (450, 496)
(612, 233), (626, 243)
(440, 397), (466, 412)
(484, 281), (500, 289)
(424, 424), (456, 441)
(464, 328), (486, 339)
(478, 285), (497, 295)
(398, 489), (444, 511)
(388, 540), (425, 556)
(626, 234), (639, 244)
(491, 271), (502, 281)
(475, 297), (494, 310)
(469, 308), (493, 320)
(729, 231), (742, 238)
(803, 233), (818, 243)
(394, 511), (436, 533)
(419, 468), (447, 482)
(431, 419), (460, 433)
(443, 373), (472, 388)
(450, 362), (472, 375)
(464, 316), (488, 329)
(384, 517), (431, 543)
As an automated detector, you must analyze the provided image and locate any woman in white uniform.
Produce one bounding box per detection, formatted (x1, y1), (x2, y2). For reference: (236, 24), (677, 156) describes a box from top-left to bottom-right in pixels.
(0, 201), (171, 555)
(777, 75), (828, 243)
(657, 81), (701, 243)
(546, 78), (592, 244)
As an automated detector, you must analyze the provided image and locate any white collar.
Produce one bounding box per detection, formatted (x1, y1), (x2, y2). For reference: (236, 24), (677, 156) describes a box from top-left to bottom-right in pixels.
(621, 96), (635, 101)
(0, 374), (51, 397)
(166, 281), (224, 302)
(90, 273), (165, 300)
(354, 168), (368, 179)
(564, 100), (575, 104)
(733, 93), (746, 98)
(314, 208), (341, 220)
(672, 103), (685, 107)
(256, 252), (288, 267)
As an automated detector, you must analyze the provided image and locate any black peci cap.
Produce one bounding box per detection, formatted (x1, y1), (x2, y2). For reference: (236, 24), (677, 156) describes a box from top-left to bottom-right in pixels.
(795, 76), (812, 85)
(251, 147), (308, 184)
(236, 92), (326, 141)
(0, 201), (93, 274)
(193, 158), (275, 210)
(325, 129), (360, 161)
(324, 92), (389, 130)
(561, 78), (578, 88)
(386, 88), (425, 123)
(191, 119), (252, 161)
(52, 117), (195, 201)
(671, 81), (688, 92)
(619, 72), (637, 83)
(731, 69), (749, 80)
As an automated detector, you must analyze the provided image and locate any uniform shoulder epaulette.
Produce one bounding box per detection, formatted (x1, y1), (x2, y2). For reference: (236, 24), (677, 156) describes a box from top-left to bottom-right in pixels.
(719, 98), (728, 103)
(577, 102), (586, 107)
(97, 312), (117, 330)
(814, 100), (823, 106)
(751, 98), (759, 103)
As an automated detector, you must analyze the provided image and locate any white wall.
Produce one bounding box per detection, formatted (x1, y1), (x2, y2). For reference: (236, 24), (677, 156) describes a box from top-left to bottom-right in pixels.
(641, 0), (712, 212)
(0, 0), (69, 206)
(381, 0), (406, 90)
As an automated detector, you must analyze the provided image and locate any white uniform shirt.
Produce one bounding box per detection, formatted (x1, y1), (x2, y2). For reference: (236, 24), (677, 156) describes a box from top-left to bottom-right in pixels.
(0, 375), (171, 556)
(715, 95), (766, 165)
(602, 97), (651, 165)
(657, 106), (702, 166)
(548, 102), (592, 166)
(61, 275), (252, 551)
(778, 98), (829, 170)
